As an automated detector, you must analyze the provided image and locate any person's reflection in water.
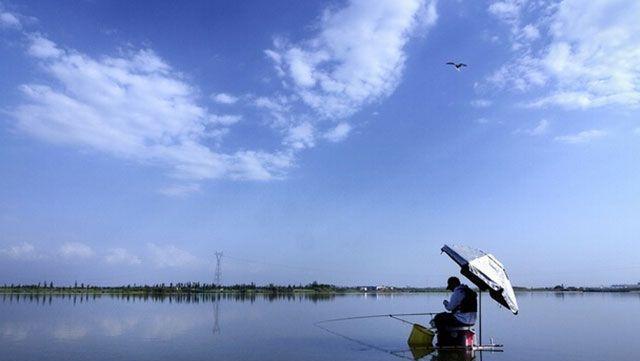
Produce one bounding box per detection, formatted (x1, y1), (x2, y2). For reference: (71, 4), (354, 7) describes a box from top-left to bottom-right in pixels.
(431, 349), (475, 361)
(408, 345), (475, 361)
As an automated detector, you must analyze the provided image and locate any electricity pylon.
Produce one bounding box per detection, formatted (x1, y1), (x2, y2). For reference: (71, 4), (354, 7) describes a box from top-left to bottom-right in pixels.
(214, 252), (223, 286)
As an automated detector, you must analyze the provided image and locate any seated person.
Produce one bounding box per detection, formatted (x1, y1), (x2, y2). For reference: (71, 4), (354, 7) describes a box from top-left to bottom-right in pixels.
(431, 276), (477, 330)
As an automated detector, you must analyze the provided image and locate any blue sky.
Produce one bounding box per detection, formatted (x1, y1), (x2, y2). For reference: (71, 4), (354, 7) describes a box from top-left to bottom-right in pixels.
(1, 0), (639, 287)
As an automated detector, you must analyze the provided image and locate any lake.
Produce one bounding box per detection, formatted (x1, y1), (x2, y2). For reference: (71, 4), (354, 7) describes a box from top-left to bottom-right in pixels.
(1, 292), (639, 361)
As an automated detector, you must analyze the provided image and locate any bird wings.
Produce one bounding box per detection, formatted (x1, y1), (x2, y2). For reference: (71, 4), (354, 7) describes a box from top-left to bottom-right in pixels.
(446, 62), (468, 69)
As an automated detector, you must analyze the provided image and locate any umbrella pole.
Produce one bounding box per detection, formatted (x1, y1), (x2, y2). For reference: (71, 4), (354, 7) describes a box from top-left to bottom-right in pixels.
(478, 290), (482, 347)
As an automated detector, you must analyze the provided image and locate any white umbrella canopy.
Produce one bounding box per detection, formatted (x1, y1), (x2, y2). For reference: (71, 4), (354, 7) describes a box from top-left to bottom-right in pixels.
(441, 244), (519, 315)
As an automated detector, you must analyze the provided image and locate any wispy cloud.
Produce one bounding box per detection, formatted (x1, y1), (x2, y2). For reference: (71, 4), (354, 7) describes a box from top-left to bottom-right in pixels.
(1, 242), (214, 270)
(0, 4), (21, 29)
(147, 243), (201, 268)
(324, 122), (352, 143)
(158, 183), (201, 197)
(208, 114), (242, 126)
(11, 34), (292, 189)
(555, 129), (607, 144)
(516, 119), (549, 136)
(488, 1), (521, 24)
(211, 93), (238, 104)
(104, 248), (141, 265)
(268, 0), (427, 118)
(0, 242), (41, 260)
(8, 1), (437, 193)
(59, 242), (95, 258)
(488, 0), (640, 109)
(470, 99), (492, 108)
(264, 0), (438, 141)
(284, 122), (315, 150)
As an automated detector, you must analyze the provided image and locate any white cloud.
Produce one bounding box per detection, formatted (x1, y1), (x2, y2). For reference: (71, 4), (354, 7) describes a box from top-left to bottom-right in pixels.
(516, 118), (549, 136)
(284, 122), (315, 150)
(528, 119), (549, 135)
(105, 248), (141, 265)
(536, 0), (640, 108)
(0, 242), (40, 260)
(211, 93), (238, 104)
(555, 129), (607, 144)
(470, 99), (492, 107)
(147, 243), (201, 268)
(324, 122), (352, 142)
(488, 54), (547, 91)
(265, 0), (437, 135)
(58, 242), (95, 258)
(208, 114), (242, 125)
(11, 2), (436, 188)
(488, 1), (521, 23)
(226, 150), (294, 181)
(528, 91), (597, 109)
(489, 0), (640, 109)
(522, 24), (539, 40)
(158, 183), (201, 197)
(12, 35), (291, 185)
(27, 34), (62, 58)
(0, 11), (21, 29)
(59, 242), (95, 258)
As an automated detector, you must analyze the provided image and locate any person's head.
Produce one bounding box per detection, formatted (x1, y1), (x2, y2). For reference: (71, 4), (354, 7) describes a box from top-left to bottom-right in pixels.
(446, 276), (461, 291)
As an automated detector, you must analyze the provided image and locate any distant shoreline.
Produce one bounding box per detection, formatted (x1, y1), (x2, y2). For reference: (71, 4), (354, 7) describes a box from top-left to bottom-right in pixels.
(1, 285), (638, 295)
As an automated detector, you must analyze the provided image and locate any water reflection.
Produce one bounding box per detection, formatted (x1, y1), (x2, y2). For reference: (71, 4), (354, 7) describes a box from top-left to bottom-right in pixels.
(406, 348), (475, 361)
(100, 317), (139, 337)
(2, 292), (639, 361)
(1, 322), (29, 342)
(52, 324), (88, 340)
(212, 297), (221, 334)
(1, 294), (217, 342)
(0, 292), (339, 304)
(431, 350), (475, 361)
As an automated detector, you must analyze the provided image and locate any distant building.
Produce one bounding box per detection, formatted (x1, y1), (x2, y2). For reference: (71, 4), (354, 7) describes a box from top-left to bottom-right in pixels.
(375, 285), (395, 291)
(359, 286), (376, 292)
(611, 284), (630, 289)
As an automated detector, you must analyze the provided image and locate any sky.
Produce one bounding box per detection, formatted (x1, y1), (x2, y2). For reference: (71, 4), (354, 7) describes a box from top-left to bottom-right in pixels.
(0, 0), (639, 287)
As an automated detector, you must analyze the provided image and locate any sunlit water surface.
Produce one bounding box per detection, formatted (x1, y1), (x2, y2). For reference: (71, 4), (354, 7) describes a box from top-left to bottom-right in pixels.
(1, 292), (639, 361)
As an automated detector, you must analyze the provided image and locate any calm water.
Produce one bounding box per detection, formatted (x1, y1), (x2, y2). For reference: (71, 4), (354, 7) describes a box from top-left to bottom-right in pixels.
(1, 292), (639, 361)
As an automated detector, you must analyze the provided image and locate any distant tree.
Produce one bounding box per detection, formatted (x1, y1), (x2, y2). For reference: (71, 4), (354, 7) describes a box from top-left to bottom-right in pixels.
(74, 281), (78, 288)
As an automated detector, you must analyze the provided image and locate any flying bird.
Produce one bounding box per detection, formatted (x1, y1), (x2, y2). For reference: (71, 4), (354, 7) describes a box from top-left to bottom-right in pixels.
(446, 62), (467, 71)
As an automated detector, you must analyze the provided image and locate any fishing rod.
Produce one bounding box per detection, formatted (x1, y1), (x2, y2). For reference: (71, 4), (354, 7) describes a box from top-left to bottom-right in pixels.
(315, 312), (437, 325)
(314, 322), (416, 360)
(315, 312), (441, 360)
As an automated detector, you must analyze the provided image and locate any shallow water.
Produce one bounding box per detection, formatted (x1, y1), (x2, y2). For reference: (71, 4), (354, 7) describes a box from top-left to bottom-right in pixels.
(1, 292), (639, 361)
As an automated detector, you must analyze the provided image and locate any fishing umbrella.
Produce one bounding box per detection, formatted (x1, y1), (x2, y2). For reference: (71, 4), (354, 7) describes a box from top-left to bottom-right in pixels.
(441, 244), (519, 315)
